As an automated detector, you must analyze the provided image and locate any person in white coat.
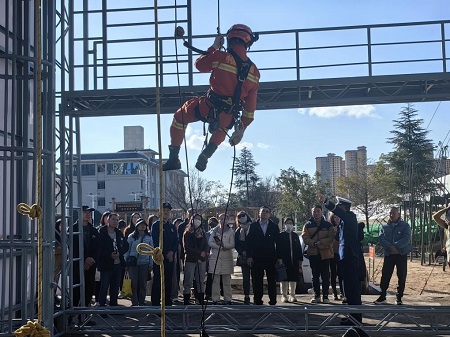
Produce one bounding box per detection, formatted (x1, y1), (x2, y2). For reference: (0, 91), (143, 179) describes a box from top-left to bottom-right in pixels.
(208, 213), (235, 304)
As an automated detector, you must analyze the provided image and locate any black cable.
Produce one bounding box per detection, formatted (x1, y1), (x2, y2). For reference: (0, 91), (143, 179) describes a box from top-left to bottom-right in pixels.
(425, 101), (441, 130)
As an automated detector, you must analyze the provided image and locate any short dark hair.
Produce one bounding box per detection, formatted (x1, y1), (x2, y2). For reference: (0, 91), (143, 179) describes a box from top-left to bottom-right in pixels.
(260, 205), (271, 212)
(314, 205), (323, 210)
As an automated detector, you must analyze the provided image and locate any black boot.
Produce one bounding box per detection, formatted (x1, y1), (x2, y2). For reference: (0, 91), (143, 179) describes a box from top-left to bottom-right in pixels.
(163, 145), (181, 171)
(195, 143), (218, 172)
(183, 293), (191, 305)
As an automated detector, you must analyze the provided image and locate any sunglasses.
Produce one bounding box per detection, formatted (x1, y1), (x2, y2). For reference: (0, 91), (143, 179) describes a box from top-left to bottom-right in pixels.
(237, 214), (247, 218)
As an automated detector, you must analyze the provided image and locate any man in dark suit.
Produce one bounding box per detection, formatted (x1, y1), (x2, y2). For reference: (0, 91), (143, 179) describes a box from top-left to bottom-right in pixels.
(319, 194), (362, 325)
(246, 206), (281, 305)
(72, 205), (100, 307)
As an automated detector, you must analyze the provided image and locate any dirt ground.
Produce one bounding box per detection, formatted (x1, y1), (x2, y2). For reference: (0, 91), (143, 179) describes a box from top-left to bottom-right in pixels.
(367, 253), (450, 302)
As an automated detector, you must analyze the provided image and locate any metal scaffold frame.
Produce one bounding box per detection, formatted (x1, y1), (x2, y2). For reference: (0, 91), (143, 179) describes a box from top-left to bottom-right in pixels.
(0, 0), (56, 334)
(1, 0), (450, 336)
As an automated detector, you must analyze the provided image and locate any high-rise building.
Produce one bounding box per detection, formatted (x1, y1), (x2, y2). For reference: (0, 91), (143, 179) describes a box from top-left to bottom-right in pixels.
(315, 153), (345, 195)
(345, 146), (367, 176)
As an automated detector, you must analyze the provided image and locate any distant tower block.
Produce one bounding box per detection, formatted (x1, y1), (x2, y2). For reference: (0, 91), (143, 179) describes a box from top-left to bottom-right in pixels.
(124, 126), (144, 150)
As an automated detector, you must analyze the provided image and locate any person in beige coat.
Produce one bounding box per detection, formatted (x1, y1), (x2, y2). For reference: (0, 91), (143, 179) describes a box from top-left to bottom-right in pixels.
(208, 213), (235, 304)
(302, 205), (336, 303)
(433, 204), (450, 266)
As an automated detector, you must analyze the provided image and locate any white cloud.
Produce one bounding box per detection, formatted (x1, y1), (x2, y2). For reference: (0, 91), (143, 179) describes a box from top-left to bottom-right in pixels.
(298, 105), (378, 119)
(185, 132), (205, 150)
(257, 143), (270, 149)
(235, 141), (253, 150)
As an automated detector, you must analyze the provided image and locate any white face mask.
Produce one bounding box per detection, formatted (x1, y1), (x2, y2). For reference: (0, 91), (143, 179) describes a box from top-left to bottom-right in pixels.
(238, 216), (247, 224)
(193, 219), (202, 228)
(228, 223), (234, 228)
(285, 224), (294, 232)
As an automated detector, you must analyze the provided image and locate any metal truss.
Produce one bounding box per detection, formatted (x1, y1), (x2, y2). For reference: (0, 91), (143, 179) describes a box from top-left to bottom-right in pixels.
(62, 305), (450, 336)
(62, 71), (450, 117)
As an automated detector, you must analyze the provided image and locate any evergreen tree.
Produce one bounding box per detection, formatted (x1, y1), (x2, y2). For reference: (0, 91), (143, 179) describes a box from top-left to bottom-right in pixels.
(233, 147), (260, 206)
(385, 103), (435, 199)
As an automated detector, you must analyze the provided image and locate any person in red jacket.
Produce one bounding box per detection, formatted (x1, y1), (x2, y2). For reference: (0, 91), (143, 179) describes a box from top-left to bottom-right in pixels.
(163, 24), (260, 172)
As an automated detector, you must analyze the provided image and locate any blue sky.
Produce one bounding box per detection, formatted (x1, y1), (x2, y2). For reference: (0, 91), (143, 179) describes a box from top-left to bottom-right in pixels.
(79, 1), (450, 186)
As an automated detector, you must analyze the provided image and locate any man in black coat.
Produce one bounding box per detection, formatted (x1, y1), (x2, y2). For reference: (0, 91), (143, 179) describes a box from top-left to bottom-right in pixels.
(246, 206), (281, 305)
(319, 194), (362, 325)
(151, 202), (178, 306)
(72, 205), (100, 307)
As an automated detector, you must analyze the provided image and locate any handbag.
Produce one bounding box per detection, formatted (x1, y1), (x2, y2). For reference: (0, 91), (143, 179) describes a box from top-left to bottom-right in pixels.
(122, 271), (132, 298)
(125, 236), (144, 267)
(275, 262), (288, 282)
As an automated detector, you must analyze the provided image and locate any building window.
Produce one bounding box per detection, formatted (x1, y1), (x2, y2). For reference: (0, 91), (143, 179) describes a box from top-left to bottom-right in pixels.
(107, 162), (142, 175)
(97, 197), (105, 207)
(97, 181), (105, 189)
(81, 164), (95, 176)
(97, 163), (105, 173)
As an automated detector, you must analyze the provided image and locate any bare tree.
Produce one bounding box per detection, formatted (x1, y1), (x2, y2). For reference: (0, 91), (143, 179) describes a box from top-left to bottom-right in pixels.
(165, 169), (226, 213)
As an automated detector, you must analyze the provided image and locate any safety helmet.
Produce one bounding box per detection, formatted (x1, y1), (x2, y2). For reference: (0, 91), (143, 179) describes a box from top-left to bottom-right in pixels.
(226, 24), (258, 47)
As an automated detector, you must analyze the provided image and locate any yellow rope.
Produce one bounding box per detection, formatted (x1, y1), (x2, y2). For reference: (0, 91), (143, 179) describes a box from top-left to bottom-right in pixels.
(17, 204), (42, 220)
(14, 321), (50, 337)
(153, 2), (166, 336)
(15, 0), (49, 336)
(136, 243), (164, 266)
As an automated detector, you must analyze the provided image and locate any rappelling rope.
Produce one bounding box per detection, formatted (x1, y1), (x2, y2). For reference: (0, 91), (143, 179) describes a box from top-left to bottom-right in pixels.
(15, 0), (50, 336)
(153, 1), (166, 336)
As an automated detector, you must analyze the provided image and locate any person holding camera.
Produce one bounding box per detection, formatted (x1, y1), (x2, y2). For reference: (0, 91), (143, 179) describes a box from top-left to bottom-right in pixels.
(124, 219), (153, 306)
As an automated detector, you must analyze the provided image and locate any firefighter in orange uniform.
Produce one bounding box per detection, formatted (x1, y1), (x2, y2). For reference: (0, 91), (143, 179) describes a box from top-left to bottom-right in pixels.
(163, 24), (260, 172)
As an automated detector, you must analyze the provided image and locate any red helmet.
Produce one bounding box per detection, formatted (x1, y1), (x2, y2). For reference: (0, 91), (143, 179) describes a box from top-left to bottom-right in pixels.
(226, 24), (257, 47)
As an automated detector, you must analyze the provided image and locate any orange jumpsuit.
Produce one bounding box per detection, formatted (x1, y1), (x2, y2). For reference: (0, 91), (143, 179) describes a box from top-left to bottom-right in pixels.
(169, 44), (260, 147)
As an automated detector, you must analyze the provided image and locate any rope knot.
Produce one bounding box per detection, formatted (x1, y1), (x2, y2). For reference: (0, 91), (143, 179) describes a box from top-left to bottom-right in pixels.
(17, 203), (42, 220)
(14, 320), (50, 337)
(136, 243), (164, 265)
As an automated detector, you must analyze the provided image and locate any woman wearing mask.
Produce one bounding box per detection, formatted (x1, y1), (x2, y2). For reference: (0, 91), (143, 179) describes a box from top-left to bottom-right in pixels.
(123, 219), (153, 306)
(234, 211), (252, 304)
(182, 214), (208, 305)
(277, 218), (302, 302)
(208, 213), (235, 304)
(329, 214), (344, 301)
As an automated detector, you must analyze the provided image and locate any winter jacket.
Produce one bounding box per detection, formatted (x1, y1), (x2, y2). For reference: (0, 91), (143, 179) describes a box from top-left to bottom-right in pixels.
(302, 217), (335, 260)
(97, 226), (127, 272)
(277, 231), (303, 266)
(151, 219), (178, 258)
(123, 233), (154, 266)
(71, 220), (100, 263)
(183, 227), (208, 263)
(379, 219), (412, 256)
(208, 226), (235, 275)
